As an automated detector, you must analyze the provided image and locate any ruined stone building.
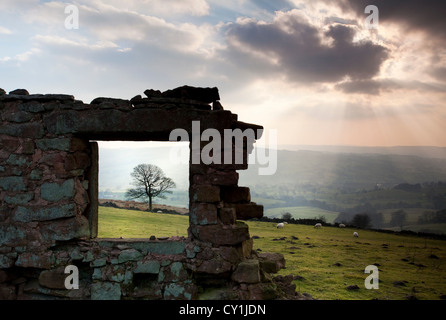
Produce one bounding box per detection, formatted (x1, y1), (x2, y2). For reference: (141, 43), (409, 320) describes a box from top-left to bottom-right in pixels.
(0, 86), (298, 300)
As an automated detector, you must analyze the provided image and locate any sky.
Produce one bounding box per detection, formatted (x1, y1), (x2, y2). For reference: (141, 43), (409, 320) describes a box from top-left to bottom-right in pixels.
(1, 0), (446, 147)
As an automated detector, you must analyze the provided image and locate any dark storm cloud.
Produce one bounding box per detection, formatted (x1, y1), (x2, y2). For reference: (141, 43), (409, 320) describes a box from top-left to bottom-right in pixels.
(335, 0), (446, 41)
(336, 78), (446, 95)
(225, 13), (389, 84)
(430, 67), (446, 82)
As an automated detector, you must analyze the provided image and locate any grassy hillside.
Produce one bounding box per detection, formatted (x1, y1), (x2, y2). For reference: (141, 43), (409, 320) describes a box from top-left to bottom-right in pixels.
(240, 149), (446, 189)
(264, 206), (339, 223)
(98, 206), (189, 238)
(98, 207), (446, 300)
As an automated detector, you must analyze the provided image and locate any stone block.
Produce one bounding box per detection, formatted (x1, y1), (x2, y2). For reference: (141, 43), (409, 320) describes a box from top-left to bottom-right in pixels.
(239, 238), (254, 258)
(190, 222), (250, 245)
(220, 186), (251, 203)
(164, 282), (196, 300)
(0, 176), (26, 191)
(0, 225), (27, 246)
(210, 171), (239, 186)
(4, 193), (33, 205)
(0, 286), (16, 300)
(38, 267), (66, 289)
(14, 204), (75, 222)
(40, 215), (90, 241)
(2, 111), (33, 123)
(160, 262), (188, 282)
(134, 260), (160, 274)
(189, 203), (218, 225)
(0, 253), (17, 268)
(6, 154), (31, 167)
(30, 169), (42, 180)
(230, 203), (263, 220)
(0, 122), (44, 138)
(0, 136), (20, 154)
(258, 253), (286, 273)
(36, 138), (71, 151)
(118, 249), (143, 263)
(15, 252), (55, 269)
(191, 185), (220, 202)
(101, 265), (132, 283)
(18, 101), (45, 113)
(218, 207), (236, 225)
(20, 140), (35, 154)
(217, 246), (243, 265)
(232, 260), (260, 284)
(64, 152), (90, 171)
(38, 152), (66, 167)
(94, 239), (186, 255)
(196, 259), (232, 275)
(161, 85), (220, 103)
(90, 258), (107, 267)
(192, 171), (239, 186)
(246, 283), (278, 300)
(41, 179), (75, 202)
(91, 282), (121, 300)
(8, 89), (29, 95)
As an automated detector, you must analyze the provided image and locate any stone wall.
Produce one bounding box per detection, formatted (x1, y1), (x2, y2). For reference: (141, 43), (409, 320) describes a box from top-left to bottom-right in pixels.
(0, 86), (298, 300)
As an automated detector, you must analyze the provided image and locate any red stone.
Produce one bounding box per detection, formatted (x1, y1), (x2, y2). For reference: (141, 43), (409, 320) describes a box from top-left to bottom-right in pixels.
(230, 203), (263, 220)
(220, 186), (251, 203)
(190, 223), (250, 245)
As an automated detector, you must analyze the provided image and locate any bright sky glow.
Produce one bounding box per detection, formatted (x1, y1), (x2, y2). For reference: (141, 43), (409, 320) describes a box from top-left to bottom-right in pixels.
(1, 0), (445, 147)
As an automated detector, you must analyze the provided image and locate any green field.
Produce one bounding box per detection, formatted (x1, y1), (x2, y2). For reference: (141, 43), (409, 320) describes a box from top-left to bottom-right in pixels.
(98, 206), (446, 300)
(264, 206), (339, 223)
(98, 206), (189, 238)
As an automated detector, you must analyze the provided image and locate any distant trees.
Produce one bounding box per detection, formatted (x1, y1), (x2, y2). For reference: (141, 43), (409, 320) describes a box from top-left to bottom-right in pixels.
(389, 209), (407, 230)
(351, 213), (372, 229)
(125, 164), (176, 211)
(418, 209), (446, 224)
(281, 212), (292, 220)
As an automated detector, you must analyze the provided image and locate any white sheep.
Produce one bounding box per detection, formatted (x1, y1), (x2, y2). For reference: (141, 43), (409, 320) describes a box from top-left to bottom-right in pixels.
(339, 224), (346, 228)
(314, 223), (322, 228)
(276, 223), (285, 229)
(353, 232), (359, 237)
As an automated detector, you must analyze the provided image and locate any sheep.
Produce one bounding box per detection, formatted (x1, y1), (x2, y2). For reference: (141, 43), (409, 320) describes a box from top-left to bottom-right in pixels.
(314, 223), (322, 228)
(339, 224), (346, 228)
(276, 223), (285, 229)
(353, 232), (359, 237)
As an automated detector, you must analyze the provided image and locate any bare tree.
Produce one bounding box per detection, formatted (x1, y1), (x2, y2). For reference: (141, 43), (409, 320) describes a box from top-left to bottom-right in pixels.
(125, 164), (176, 211)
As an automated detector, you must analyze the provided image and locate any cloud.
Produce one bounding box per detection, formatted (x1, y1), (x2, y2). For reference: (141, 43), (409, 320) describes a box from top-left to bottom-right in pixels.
(224, 10), (389, 84)
(336, 79), (446, 95)
(0, 26), (12, 34)
(332, 0), (446, 43)
(88, 0), (210, 18)
(430, 67), (446, 82)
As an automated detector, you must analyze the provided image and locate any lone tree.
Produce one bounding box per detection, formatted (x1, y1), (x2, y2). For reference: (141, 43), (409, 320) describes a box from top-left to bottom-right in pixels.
(125, 164), (176, 211)
(351, 213), (372, 229)
(390, 209), (407, 230)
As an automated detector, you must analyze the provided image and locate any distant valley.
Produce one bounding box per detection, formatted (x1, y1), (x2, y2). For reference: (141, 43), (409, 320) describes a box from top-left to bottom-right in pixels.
(98, 144), (446, 234)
